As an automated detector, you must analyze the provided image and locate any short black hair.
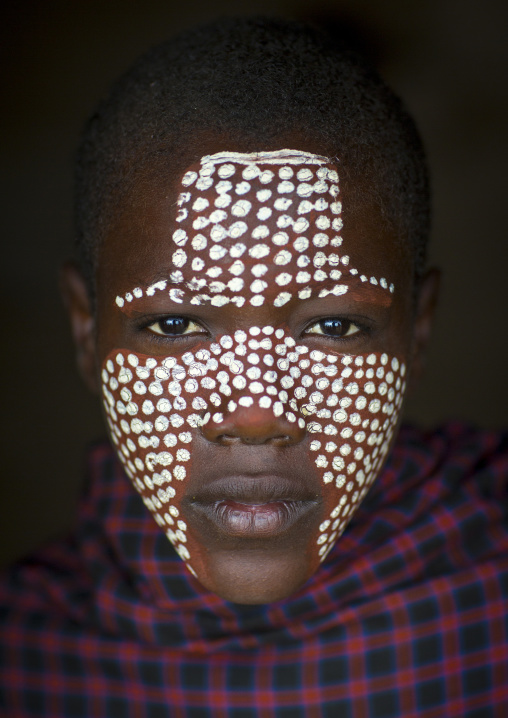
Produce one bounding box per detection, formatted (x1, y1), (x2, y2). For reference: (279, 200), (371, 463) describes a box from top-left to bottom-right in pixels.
(74, 16), (430, 291)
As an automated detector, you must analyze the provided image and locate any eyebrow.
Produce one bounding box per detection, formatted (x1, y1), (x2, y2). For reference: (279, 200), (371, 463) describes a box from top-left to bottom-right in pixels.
(114, 271), (394, 314)
(339, 281), (393, 307)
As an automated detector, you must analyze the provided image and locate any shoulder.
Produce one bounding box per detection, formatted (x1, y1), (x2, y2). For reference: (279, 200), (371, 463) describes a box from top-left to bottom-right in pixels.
(390, 421), (508, 496)
(0, 535), (93, 625)
(343, 422), (508, 585)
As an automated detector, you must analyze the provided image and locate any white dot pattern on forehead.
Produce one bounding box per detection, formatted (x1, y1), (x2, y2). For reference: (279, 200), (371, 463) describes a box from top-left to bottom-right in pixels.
(114, 150), (394, 308)
(102, 330), (406, 571)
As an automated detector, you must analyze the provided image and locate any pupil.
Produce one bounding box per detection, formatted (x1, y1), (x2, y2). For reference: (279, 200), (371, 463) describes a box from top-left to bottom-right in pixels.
(159, 317), (189, 335)
(320, 318), (348, 336)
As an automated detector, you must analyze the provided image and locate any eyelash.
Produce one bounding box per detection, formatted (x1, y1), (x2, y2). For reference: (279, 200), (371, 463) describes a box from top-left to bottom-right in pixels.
(140, 316), (207, 344)
(140, 315), (369, 343)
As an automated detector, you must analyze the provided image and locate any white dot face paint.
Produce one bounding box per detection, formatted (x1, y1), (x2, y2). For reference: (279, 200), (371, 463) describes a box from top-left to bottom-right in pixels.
(102, 339), (406, 571)
(115, 150), (394, 310)
(105, 149), (406, 584)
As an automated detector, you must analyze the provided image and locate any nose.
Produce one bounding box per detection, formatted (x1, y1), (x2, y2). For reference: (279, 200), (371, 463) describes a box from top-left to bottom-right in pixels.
(201, 404), (306, 446)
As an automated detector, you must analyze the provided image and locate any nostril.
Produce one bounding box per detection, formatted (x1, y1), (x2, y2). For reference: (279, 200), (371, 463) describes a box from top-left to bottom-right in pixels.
(242, 434), (293, 446)
(201, 406), (305, 446)
(271, 435), (293, 447)
(214, 434), (290, 447)
(216, 434), (240, 446)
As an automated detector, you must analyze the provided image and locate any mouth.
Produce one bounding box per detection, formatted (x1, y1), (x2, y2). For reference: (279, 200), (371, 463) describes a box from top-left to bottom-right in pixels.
(185, 475), (320, 538)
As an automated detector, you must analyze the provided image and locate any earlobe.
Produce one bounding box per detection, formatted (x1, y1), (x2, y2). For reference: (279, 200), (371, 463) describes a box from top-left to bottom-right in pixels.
(60, 261), (98, 394)
(410, 267), (441, 388)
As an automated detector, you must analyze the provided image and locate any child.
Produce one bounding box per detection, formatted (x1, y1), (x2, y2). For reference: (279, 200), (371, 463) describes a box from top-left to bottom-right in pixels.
(1, 17), (507, 717)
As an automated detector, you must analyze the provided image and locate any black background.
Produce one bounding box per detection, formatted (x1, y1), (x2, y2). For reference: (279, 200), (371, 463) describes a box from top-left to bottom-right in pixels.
(1, 0), (507, 565)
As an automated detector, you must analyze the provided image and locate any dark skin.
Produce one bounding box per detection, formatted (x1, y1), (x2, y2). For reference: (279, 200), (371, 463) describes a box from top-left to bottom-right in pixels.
(62, 134), (439, 604)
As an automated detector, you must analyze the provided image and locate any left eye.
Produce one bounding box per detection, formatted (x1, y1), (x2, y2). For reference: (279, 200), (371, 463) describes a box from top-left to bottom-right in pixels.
(305, 318), (360, 338)
(147, 317), (205, 336)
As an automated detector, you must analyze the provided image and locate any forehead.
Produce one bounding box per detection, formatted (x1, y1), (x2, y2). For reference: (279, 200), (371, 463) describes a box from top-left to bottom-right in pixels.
(108, 150), (401, 311)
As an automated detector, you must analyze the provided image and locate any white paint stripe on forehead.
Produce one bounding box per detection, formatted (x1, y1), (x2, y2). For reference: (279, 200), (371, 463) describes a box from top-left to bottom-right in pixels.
(199, 149), (330, 166)
(115, 150), (395, 308)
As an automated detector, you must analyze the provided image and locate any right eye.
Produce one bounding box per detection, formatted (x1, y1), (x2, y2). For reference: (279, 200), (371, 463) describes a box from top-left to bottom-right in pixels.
(146, 317), (205, 337)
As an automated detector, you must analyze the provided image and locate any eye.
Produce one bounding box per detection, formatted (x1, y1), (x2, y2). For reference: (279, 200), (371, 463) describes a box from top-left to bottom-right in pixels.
(146, 316), (205, 337)
(305, 317), (360, 338)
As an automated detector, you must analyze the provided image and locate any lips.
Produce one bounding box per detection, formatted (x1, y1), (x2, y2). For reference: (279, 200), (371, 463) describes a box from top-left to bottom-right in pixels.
(184, 474), (320, 538)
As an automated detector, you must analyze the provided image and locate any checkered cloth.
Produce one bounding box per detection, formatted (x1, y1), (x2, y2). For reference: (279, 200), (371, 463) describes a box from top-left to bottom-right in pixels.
(1, 424), (508, 717)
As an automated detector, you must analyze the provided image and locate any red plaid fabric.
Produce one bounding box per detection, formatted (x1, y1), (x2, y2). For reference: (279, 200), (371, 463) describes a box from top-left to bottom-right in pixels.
(1, 423), (508, 717)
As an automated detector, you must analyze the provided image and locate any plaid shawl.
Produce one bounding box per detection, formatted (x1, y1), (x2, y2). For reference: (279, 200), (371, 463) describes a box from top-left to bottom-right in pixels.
(1, 423), (508, 717)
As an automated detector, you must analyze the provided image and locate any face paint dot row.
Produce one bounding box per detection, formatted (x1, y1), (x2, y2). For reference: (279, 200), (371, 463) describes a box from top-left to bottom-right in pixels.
(115, 150), (395, 309)
(102, 323), (406, 571)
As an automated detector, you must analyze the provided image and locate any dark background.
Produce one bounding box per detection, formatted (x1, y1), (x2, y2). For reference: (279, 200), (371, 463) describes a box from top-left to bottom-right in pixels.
(1, 0), (507, 566)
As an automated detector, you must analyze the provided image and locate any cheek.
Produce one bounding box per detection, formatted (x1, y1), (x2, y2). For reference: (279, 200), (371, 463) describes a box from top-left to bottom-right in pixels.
(100, 327), (407, 576)
(307, 352), (405, 559)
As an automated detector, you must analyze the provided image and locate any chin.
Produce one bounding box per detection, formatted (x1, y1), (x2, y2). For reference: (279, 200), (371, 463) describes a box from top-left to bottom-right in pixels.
(190, 547), (316, 604)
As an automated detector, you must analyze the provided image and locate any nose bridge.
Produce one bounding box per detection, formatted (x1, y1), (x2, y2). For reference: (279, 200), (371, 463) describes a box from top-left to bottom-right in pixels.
(199, 328), (307, 443)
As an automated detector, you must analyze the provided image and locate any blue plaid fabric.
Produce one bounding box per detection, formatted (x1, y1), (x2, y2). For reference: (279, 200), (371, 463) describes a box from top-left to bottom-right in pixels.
(1, 423), (508, 716)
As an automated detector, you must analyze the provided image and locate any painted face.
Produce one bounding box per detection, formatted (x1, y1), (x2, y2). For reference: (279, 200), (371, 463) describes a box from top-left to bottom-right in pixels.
(99, 149), (409, 601)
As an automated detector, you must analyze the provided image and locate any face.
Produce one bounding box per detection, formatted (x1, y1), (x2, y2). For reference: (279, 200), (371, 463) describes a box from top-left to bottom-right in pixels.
(64, 140), (438, 604)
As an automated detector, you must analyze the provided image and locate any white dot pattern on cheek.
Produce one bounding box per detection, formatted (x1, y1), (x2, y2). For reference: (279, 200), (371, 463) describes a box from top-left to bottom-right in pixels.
(101, 333), (406, 571)
(114, 150), (395, 309)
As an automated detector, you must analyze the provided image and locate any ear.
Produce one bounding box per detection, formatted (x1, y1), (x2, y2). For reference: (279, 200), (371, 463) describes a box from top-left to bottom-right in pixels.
(60, 261), (99, 394)
(409, 267), (441, 388)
